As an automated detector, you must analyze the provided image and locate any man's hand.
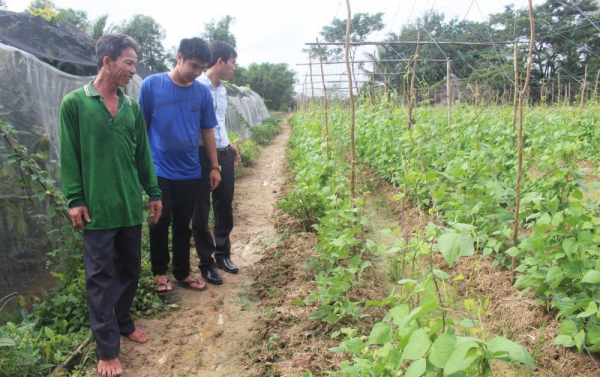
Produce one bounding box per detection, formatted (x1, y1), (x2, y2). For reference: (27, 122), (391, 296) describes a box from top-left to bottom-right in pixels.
(69, 206), (91, 230)
(209, 169), (221, 190)
(231, 144), (242, 165)
(149, 200), (162, 224)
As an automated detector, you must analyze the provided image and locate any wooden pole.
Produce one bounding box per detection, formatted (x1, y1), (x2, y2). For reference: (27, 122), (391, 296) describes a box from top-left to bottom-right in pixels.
(344, 0), (356, 200)
(408, 32), (421, 130)
(512, 38), (518, 132)
(316, 38), (329, 156)
(594, 69), (600, 100)
(595, 69), (600, 101)
(384, 66), (389, 100)
(447, 58), (451, 127)
(580, 64), (588, 108)
(372, 50), (376, 99)
(513, 0), (535, 279)
(540, 78), (545, 105)
(558, 72), (561, 105)
(308, 53), (315, 105)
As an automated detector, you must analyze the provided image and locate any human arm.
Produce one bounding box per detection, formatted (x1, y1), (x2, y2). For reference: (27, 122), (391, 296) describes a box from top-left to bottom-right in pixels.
(201, 127), (221, 190)
(59, 95), (91, 229)
(230, 144), (241, 165)
(133, 103), (163, 221)
(200, 84), (222, 190)
(149, 200), (162, 224)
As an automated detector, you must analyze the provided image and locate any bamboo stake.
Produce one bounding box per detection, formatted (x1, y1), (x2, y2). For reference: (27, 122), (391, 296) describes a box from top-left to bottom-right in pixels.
(595, 69), (600, 101)
(512, 38), (518, 132)
(541, 78), (545, 105)
(558, 72), (561, 105)
(580, 64), (588, 108)
(372, 50), (376, 101)
(384, 66), (389, 101)
(316, 38), (329, 156)
(344, 0), (356, 200)
(301, 78), (306, 110)
(513, 0), (535, 279)
(447, 58), (451, 127)
(308, 53), (315, 105)
(408, 32), (421, 130)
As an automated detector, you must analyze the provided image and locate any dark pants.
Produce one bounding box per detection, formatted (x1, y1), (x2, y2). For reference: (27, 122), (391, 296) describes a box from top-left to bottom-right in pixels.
(83, 225), (142, 361)
(150, 176), (200, 281)
(192, 146), (235, 270)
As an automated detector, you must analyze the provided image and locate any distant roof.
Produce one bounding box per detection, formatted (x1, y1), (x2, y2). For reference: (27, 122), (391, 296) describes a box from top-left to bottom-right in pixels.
(0, 10), (154, 78)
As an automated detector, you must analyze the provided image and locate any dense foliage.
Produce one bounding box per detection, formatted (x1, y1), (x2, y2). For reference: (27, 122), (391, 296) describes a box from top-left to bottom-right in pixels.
(280, 107), (537, 376)
(374, 0), (599, 101)
(0, 121), (168, 375)
(201, 15), (237, 47)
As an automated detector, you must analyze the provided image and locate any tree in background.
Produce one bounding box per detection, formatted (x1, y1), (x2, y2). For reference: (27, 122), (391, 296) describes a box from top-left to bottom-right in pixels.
(0, 0), (6, 9)
(27, 0), (53, 10)
(352, 0), (600, 103)
(489, 0), (600, 94)
(118, 14), (168, 72)
(228, 65), (247, 86)
(236, 63), (296, 111)
(201, 15), (236, 47)
(304, 12), (385, 62)
(89, 14), (115, 40)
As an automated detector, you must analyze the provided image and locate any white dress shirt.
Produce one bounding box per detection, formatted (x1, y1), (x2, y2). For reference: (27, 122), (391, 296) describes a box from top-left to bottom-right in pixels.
(197, 74), (230, 148)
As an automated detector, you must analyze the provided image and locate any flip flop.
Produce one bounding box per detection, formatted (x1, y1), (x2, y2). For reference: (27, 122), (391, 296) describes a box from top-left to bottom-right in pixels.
(154, 278), (173, 296)
(173, 278), (208, 291)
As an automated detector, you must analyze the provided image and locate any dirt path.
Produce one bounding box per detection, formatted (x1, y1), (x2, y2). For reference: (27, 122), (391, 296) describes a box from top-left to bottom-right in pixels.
(120, 115), (292, 376)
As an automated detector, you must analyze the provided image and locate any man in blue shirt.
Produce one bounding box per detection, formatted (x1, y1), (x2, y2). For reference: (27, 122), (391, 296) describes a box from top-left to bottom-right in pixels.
(193, 41), (241, 285)
(139, 38), (221, 293)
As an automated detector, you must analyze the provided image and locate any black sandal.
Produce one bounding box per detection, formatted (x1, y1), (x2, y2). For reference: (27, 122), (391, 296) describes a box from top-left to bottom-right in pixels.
(154, 278), (173, 296)
(174, 278), (208, 291)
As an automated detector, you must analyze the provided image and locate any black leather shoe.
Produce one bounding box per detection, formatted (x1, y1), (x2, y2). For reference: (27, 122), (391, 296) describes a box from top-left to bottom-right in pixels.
(216, 258), (239, 274)
(200, 265), (223, 285)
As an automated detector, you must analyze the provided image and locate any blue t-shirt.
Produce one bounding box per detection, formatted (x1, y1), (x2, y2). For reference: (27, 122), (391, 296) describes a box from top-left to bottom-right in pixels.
(138, 73), (217, 180)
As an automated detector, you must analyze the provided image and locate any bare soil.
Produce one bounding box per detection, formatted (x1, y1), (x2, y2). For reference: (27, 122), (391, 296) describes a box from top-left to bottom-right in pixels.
(119, 115), (292, 376)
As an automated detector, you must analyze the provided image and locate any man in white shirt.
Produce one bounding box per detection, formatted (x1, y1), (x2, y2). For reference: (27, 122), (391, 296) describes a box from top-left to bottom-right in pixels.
(193, 41), (241, 284)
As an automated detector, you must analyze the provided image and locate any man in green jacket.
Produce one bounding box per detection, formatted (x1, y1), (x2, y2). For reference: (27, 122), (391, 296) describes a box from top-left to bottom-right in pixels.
(59, 33), (162, 377)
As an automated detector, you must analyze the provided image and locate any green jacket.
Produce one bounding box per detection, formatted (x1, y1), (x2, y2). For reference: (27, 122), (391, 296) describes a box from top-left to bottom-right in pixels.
(59, 81), (161, 230)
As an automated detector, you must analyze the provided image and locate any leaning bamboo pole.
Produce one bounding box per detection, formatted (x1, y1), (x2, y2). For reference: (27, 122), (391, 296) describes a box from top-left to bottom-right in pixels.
(513, 0), (535, 278)
(308, 53), (315, 104)
(407, 32), (421, 130)
(512, 38), (519, 132)
(558, 72), (561, 105)
(344, 0), (356, 200)
(580, 64), (588, 108)
(594, 69), (600, 102)
(316, 38), (329, 156)
(447, 58), (451, 127)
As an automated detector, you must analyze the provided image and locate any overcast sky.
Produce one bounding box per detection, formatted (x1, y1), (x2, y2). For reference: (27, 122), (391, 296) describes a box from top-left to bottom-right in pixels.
(5, 0), (541, 90)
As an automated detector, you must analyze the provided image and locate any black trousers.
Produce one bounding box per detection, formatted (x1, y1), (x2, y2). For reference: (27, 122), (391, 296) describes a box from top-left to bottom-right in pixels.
(82, 225), (141, 361)
(149, 176), (200, 281)
(192, 146), (235, 270)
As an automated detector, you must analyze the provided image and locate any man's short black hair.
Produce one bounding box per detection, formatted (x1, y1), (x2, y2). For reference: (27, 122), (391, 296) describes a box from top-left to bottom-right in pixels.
(207, 41), (237, 69)
(178, 37), (212, 64)
(96, 34), (139, 70)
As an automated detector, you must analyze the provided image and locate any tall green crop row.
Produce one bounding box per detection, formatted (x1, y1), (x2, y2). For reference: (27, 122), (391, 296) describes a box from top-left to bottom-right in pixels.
(281, 110), (534, 376)
(302, 99), (600, 353)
